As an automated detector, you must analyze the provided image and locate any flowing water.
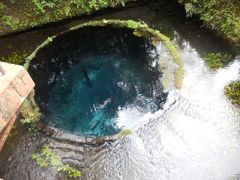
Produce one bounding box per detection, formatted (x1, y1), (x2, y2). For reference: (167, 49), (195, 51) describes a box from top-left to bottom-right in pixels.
(83, 42), (240, 180)
(0, 1), (239, 180)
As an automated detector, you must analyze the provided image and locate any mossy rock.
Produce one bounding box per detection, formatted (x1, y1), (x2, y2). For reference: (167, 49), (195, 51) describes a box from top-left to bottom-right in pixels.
(1, 50), (32, 65)
(225, 81), (240, 106)
(119, 129), (133, 137)
(203, 53), (232, 69)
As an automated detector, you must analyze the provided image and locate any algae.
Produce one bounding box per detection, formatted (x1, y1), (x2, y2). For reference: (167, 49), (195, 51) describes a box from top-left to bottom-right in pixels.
(32, 145), (81, 178)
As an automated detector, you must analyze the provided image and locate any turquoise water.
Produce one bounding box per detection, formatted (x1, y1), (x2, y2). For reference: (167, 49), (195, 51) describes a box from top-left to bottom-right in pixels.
(28, 27), (166, 137)
(46, 54), (163, 136)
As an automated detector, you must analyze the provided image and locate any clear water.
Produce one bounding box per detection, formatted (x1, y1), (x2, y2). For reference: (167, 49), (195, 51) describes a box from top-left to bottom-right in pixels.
(46, 55), (162, 136)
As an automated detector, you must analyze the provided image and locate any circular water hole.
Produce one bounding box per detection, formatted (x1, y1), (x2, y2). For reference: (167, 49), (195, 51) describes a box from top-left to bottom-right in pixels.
(28, 26), (167, 137)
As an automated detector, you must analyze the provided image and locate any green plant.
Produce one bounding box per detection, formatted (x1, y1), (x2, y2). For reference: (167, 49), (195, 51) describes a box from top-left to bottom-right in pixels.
(203, 53), (231, 69)
(20, 112), (39, 132)
(32, 0), (46, 14)
(1, 50), (31, 65)
(1, 15), (19, 30)
(32, 145), (81, 178)
(225, 81), (240, 106)
(0, 2), (6, 15)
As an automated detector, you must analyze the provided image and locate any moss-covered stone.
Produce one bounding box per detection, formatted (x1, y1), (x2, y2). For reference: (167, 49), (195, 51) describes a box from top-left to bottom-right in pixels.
(203, 53), (232, 70)
(225, 81), (240, 106)
(119, 129), (133, 137)
(1, 50), (32, 65)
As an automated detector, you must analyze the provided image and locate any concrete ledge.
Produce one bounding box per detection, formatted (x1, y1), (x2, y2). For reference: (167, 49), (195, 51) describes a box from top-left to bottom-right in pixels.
(0, 61), (35, 133)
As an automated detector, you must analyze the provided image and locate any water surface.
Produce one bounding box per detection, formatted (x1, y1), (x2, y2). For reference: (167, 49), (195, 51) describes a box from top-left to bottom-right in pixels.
(0, 1), (239, 180)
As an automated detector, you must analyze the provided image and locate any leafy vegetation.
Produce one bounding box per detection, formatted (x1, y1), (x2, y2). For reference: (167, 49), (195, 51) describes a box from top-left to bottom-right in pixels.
(32, 145), (81, 178)
(0, 0), (129, 33)
(0, 2), (6, 15)
(20, 112), (39, 132)
(203, 53), (231, 69)
(225, 81), (240, 106)
(1, 15), (19, 30)
(178, 0), (240, 43)
(1, 50), (32, 65)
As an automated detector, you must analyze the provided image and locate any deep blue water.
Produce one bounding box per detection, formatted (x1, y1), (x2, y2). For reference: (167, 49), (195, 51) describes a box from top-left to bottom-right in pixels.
(47, 54), (162, 136)
(29, 27), (166, 137)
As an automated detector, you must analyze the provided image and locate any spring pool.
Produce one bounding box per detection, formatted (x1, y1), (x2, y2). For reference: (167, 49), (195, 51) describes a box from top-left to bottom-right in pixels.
(29, 27), (166, 137)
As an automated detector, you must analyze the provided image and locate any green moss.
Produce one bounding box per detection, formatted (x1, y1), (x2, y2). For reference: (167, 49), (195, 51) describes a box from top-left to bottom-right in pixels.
(225, 81), (240, 106)
(24, 35), (56, 69)
(203, 53), (232, 69)
(119, 129), (133, 137)
(1, 50), (32, 65)
(1, 15), (19, 30)
(32, 145), (81, 178)
(126, 20), (138, 29)
(0, 2), (6, 15)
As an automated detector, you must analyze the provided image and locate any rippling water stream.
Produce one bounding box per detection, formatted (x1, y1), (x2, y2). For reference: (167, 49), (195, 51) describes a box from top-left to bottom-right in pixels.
(84, 42), (240, 180)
